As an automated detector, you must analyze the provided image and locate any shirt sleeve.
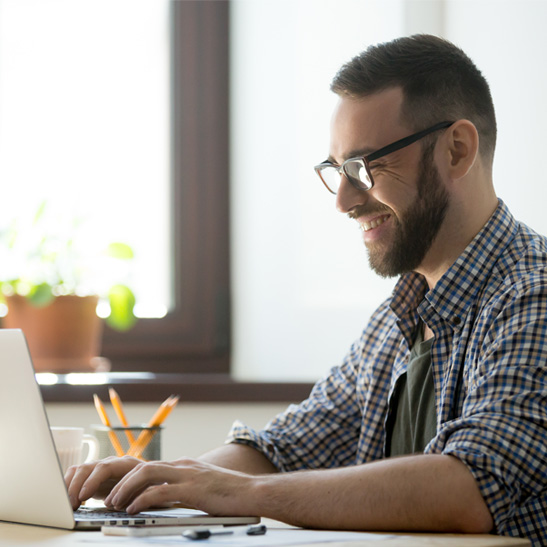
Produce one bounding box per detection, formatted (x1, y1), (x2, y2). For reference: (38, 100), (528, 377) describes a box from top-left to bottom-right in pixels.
(226, 337), (367, 472)
(426, 278), (547, 534)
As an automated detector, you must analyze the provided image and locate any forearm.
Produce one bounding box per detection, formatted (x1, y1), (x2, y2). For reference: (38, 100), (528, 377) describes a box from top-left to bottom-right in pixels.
(197, 443), (278, 475)
(248, 454), (493, 533)
(100, 450), (493, 534)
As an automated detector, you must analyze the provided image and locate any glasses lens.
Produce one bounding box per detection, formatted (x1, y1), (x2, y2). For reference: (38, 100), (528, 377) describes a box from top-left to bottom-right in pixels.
(344, 159), (373, 190)
(317, 165), (341, 194)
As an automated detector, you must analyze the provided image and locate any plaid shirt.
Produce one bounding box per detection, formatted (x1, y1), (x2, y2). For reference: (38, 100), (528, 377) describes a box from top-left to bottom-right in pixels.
(228, 200), (547, 545)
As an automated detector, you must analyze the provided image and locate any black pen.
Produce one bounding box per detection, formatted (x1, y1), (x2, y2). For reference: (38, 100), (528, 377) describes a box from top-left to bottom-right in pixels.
(246, 524), (267, 535)
(183, 524), (267, 540)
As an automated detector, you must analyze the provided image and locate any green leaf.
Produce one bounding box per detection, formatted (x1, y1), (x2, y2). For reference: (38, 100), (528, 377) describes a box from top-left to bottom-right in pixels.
(106, 242), (134, 260)
(106, 284), (137, 331)
(33, 200), (47, 225)
(28, 283), (55, 307)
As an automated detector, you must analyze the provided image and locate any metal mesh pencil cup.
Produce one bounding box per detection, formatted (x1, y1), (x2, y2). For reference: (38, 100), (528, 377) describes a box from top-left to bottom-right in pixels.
(92, 425), (162, 461)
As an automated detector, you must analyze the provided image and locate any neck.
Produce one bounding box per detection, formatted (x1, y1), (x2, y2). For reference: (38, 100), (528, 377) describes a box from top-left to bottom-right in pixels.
(417, 189), (498, 289)
(423, 322), (435, 341)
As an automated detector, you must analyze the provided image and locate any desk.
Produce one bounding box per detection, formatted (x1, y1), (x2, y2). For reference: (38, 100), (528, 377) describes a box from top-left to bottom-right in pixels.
(0, 520), (531, 546)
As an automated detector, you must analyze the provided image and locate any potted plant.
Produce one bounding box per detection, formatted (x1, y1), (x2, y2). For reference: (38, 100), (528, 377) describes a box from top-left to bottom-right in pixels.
(0, 202), (137, 373)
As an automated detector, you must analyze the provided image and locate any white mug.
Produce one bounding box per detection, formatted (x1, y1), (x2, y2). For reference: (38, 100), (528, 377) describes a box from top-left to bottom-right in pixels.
(50, 427), (99, 474)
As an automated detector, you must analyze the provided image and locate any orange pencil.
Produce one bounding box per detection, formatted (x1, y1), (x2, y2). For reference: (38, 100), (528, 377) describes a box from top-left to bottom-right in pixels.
(126, 395), (179, 458)
(93, 394), (125, 457)
(146, 395), (178, 427)
(109, 388), (136, 445)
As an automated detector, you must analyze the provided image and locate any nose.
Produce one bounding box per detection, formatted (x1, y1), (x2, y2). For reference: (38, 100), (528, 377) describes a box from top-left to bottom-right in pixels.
(335, 174), (369, 214)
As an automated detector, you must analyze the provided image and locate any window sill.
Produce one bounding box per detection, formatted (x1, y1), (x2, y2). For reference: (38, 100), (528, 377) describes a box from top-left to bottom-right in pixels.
(39, 373), (314, 403)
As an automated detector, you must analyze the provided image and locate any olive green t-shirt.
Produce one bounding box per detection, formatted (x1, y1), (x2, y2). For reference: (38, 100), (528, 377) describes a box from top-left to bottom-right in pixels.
(386, 329), (436, 457)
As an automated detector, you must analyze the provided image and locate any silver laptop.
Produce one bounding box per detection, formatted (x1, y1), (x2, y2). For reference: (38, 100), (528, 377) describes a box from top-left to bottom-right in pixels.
(0, 329), (260, 530)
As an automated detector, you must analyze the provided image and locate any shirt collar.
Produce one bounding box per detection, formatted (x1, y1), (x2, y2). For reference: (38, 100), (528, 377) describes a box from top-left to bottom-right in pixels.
(390, 199), (518, 330)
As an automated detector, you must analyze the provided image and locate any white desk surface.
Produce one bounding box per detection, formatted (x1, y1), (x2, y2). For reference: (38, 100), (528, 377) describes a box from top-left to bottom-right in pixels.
(0, 520), (531, 547)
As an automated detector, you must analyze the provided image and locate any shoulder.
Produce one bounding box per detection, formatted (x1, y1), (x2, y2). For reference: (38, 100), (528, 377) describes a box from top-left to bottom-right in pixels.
(478, 221), (547, 336)
(491, 221), (547, 294)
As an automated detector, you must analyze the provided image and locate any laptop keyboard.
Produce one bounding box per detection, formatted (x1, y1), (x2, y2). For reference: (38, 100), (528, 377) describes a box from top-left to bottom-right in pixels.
(75, 507), (151, 521)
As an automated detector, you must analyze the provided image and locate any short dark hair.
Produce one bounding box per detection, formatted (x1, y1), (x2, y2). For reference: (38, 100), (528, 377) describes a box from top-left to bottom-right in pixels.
(331, 34), (497, 162)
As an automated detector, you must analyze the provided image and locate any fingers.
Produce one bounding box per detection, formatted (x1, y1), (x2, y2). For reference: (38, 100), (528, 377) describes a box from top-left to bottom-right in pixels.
(64, 466), (81, 510)
(99, 459), (251, 517)
(105, 461), (182, 511)
(65, 456), (141, 510)
(126, 482), (190, 514)
(65, 461), (97, 509)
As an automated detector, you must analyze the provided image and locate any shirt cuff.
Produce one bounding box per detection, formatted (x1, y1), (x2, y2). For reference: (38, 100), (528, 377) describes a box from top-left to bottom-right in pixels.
(226, 420), (286, 471)
(428, 428), (518, 534)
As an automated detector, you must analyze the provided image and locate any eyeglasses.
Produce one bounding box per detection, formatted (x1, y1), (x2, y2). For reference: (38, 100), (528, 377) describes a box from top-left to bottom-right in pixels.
(314, 121), (454, 195)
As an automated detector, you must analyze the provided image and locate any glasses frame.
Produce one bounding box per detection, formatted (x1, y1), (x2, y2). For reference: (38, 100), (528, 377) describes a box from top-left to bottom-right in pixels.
(314, 120), (455, 194)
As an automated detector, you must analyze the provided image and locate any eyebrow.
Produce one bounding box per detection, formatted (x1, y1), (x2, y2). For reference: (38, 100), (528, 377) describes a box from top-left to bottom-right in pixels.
(327, 147), (376, 165)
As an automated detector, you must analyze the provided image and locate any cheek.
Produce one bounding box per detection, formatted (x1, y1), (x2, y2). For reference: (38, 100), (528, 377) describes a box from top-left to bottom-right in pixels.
(371, 179), (418, 214)
(371, 164), (421, 207)
(369, 151), (426, 211)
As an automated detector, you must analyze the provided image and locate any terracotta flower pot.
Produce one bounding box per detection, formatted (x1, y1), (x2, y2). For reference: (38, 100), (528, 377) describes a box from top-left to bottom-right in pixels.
(3, 294), (109, 373)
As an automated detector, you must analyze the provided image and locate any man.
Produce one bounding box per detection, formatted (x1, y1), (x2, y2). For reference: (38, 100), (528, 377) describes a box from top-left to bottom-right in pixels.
(66, 35), (547, 545)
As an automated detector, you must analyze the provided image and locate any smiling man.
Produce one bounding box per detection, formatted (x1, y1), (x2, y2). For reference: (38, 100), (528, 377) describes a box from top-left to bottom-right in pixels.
(328, 88), (454, 281)
(66, 35), (547, 546)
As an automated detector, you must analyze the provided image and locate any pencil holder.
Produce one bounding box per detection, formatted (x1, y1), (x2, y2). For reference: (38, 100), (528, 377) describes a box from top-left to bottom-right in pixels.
(91, 425), (162, 461)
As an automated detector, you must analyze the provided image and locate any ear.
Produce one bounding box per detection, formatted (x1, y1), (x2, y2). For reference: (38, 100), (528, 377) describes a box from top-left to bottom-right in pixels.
(444, 120), (479, 180)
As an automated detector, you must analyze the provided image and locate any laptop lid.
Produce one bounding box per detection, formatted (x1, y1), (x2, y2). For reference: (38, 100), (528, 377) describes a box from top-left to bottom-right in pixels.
(0, 329), (76, 529)
(0, 329), (259, 530)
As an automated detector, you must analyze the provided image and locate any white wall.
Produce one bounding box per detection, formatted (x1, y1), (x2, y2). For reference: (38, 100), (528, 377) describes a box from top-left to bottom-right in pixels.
(46, 402), (289, 460)
(444, 0), (547, 229)
(230, 0), (404, 382)
(230, 0), (547, 383)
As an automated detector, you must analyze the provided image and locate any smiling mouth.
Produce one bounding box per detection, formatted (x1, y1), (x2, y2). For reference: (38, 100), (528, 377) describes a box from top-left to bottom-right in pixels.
(359, 215), (391, 232)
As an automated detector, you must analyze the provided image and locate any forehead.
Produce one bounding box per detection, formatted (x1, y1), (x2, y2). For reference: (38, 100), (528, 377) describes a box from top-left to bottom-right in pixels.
(329, 87), (406, 162)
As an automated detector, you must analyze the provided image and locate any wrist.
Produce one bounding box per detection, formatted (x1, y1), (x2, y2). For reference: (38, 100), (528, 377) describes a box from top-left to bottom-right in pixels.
(243, 473), (279, 520)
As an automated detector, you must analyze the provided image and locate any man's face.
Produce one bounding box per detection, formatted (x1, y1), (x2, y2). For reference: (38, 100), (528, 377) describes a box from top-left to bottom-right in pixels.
(329, 89), (449, 278)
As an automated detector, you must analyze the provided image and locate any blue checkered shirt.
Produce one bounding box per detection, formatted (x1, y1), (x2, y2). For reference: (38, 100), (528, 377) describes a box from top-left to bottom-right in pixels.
(228, 200), (547, 545)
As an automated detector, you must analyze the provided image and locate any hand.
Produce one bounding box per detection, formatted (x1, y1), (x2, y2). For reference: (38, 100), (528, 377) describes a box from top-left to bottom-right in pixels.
(104, 458), (255, 516)
(65, 456), (142, 510)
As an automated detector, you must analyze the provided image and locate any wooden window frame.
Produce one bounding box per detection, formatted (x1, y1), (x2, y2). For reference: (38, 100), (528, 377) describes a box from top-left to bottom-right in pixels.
(101, 0), (231, 375)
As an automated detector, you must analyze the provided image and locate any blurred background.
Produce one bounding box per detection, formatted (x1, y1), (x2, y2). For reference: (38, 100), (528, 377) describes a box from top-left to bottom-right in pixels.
(0, 1), (545, 447)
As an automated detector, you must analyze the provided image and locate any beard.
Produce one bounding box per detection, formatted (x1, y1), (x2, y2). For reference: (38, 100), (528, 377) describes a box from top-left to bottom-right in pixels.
(365, 146), (449, 278)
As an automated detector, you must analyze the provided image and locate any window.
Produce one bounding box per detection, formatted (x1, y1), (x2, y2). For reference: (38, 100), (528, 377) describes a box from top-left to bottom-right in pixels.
(0, 0), (230, 374)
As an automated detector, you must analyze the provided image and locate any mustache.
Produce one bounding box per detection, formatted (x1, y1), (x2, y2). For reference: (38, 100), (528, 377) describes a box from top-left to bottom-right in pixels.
(347, 205), (393, 221)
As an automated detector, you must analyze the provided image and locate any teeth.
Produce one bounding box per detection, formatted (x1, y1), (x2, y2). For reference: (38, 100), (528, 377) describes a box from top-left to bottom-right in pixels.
(360, 215), (389, 232)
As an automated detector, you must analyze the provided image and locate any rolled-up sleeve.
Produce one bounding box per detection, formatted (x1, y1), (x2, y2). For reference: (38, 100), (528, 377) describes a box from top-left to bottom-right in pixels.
(426, 281), (547, 534)
(227, 337), (367, 472)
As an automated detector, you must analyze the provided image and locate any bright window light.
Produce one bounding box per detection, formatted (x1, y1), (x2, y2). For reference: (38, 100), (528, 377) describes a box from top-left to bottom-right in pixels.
(0, 0), (172, 318)
(35, 373), (58, 385)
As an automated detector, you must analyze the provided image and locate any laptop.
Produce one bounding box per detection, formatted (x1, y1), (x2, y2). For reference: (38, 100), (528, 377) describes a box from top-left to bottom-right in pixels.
(0, 329), (260, 530)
